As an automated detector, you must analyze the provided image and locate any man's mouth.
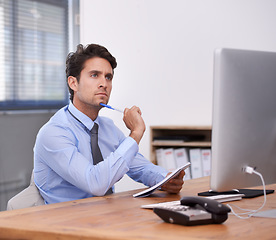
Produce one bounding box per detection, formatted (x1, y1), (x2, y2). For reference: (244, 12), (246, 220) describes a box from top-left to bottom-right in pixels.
(96, 92), (108, 97)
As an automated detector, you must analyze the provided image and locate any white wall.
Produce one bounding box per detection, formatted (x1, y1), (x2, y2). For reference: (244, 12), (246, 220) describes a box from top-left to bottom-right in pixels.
(80, 0), (276, 191)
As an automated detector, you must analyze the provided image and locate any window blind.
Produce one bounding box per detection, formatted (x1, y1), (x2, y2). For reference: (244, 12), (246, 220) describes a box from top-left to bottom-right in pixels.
(0, 0), (70, 110)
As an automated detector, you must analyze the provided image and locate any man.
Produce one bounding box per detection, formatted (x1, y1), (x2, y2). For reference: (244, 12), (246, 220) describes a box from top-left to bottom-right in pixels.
(34, 44), (184, 204)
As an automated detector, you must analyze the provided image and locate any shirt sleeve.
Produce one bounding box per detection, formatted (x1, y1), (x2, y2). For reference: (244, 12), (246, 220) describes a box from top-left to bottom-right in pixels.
(34, 123), (139, 197)
(110, 123), (168, 187)
(126, 152), (168, 187)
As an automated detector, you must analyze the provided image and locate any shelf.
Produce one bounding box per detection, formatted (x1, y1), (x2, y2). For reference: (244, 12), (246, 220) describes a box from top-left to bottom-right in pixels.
(152, 141), (212, 147)
(150, 125), (212, 164)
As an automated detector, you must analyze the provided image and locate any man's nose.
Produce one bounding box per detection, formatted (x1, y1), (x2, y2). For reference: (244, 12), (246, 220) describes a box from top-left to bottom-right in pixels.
(99, 76), (107, 88)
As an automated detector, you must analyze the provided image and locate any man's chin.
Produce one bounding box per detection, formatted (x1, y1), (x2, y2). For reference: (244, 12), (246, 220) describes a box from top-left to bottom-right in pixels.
(97, 101), (108, 109)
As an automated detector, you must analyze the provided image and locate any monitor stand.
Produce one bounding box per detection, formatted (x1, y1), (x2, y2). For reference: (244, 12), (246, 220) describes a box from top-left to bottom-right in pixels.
(198, 189), (274, 198)
(253, 209), (276, 219)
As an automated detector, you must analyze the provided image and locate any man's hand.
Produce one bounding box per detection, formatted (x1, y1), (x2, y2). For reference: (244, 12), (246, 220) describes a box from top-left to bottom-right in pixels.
(123, 106), (146, 144)
(161, 170), (185, 194)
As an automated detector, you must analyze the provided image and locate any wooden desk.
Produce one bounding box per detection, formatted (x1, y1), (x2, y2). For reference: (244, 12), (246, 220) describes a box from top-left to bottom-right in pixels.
(0, 177), (275, 240)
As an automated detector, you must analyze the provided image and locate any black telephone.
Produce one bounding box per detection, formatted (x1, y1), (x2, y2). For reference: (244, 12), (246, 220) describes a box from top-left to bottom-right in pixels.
(153, 196), (231, 226)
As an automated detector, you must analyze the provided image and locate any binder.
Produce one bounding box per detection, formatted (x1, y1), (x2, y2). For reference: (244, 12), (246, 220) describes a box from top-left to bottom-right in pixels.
(174, 148), (191, 180)
(201, 149), (211, 177)
(189, 148), (203, 179)
(156, 148), (167, 170)
(163, 148), (177, 172)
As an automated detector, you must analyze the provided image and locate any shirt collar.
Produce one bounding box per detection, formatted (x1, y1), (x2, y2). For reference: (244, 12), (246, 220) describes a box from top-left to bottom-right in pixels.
(68, 101), (99, 131)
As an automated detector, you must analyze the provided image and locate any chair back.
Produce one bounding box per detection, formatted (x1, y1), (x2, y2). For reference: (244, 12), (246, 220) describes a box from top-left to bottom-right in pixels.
(7, 171), (44, 210)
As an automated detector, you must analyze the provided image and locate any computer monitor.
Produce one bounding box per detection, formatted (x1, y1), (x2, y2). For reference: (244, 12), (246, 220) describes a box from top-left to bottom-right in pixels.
(210, 48), (276, 192)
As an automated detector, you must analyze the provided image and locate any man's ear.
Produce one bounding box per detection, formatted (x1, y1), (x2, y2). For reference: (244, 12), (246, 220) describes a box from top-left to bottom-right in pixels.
(68, 76), (78, 91)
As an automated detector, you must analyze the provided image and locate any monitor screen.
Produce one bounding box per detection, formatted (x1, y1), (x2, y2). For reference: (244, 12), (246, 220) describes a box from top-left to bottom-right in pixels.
(210, 48), (276, 192)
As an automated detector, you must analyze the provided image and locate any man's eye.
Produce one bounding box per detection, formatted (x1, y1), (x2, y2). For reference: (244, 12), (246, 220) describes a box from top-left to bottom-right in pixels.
(91, 73), (98, 78)
(106, 74), (113, 81)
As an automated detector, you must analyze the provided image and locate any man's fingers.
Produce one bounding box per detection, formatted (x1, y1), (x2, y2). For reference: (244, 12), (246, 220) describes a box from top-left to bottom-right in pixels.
(174, 170), (185, 179)
(161, 183), (183, 193)
(161, 170), (185, 194)
(130, 106), (142, 115)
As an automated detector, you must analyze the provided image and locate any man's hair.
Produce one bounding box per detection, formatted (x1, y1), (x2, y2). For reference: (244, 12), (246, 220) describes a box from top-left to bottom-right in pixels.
(66, 43), (117, 101)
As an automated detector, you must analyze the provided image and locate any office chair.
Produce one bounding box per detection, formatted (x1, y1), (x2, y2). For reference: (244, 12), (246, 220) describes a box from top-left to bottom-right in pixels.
(6, 171), (45, 210)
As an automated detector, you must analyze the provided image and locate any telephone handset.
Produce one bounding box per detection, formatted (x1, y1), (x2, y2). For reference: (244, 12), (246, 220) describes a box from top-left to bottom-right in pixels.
(153, 196), (231, 226)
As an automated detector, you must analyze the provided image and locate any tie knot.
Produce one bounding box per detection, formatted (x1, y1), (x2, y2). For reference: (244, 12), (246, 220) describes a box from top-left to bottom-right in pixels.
(91, 123), (99, 134)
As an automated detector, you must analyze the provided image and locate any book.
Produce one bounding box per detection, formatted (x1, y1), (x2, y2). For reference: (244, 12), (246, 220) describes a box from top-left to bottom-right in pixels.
(189, 149), (203, 179)
(133, 162), (191, 198)
(201, 149), (211, 177)
(174, 148), (191, 180)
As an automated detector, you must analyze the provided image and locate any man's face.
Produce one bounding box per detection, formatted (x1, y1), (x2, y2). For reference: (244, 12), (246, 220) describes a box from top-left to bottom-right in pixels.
(71, 57), (113, 111)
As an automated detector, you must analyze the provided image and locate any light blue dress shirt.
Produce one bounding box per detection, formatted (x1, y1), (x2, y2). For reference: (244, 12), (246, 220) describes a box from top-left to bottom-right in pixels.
(34, 102), (167, 204)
